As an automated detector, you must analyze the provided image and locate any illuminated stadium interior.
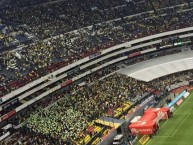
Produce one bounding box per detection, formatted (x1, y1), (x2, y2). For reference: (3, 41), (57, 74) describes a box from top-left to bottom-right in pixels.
(0, 0), (193, 145)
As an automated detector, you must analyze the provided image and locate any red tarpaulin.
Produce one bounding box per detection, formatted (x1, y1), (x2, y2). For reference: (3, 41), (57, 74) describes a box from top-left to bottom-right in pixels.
(129, 108), (170, 135)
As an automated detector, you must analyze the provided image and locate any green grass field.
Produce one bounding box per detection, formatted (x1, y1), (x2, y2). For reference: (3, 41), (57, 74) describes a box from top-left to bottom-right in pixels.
(146, 91), (193, 145)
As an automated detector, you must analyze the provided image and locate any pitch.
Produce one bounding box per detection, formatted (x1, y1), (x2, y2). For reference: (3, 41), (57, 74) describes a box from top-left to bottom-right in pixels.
(146, 91), (193, 145)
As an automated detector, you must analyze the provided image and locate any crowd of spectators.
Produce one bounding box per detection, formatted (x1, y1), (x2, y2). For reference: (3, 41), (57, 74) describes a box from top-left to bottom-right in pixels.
(1, 63), (118, 145)
(1, 46), (190, 145)
(0, 1), (193, 98)
(1, 0), (193, 144)
(0, 0), (151, 38)
(0, 19), (34, 52)
(0, 45), (183, 117)
(4, 73), (149, 144)
(0, 0), (190, 38)
(151, 70), (193, 91)
(4, 68), (193, 145)
(6, 47), (189, 143)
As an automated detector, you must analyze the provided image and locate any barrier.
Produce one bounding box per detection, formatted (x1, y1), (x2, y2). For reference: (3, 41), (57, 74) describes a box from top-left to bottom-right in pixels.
(184, 92), (190, 98)
(176, 99), (183, 106)
(139, 135), (150, 145)
(169, 106), (176, 112)
(129, 135), (138, 145)
(0, 132), (10, 141)
(167, 90), (187, 108)
(2, 124), (12, 130)
(89, 51), (101, 60)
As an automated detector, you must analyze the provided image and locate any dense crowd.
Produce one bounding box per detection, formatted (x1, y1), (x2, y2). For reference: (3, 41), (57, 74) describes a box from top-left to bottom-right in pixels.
(1, 64), (118, 145)
(1, 0), (193, 144)
(4, 68), (193, 145)
(0, 0), (56, 8)
(0, 0), (190, 38)
(0, 19), (34, 51)
(1, 46), (189, 145)
(10, 73), (149, 144)
(0, 46), (183, 117)
(0, 1), (193, 97)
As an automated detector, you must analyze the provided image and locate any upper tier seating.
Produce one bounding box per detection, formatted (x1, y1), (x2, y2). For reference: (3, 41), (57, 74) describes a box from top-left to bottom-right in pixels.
(0, 3), (193, 97)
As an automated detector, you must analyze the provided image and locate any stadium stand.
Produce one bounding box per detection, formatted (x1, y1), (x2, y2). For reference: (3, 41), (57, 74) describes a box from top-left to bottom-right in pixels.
(0, 0), (193, 145)
(0, 2), (193, 97)
(3, 68), (193, 144)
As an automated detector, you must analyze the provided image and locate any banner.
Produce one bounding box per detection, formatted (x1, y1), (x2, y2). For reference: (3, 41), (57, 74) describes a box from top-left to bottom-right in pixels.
(128, 52), (141, 58)
(141, 48), (156, 54)
(170, 106), (176, 112)
(184, 92), (190, 98)
(167, 90), (187, 108)
(61, 80), (72, 87)
(1, 110), (16, 121)
(131, 128), (153, 135)
(176, 99), (183, 106)
(139, 135), (150, 145)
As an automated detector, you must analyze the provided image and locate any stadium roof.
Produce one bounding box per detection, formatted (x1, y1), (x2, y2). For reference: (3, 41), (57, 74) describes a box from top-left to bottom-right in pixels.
(118, 51), (193, 82)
